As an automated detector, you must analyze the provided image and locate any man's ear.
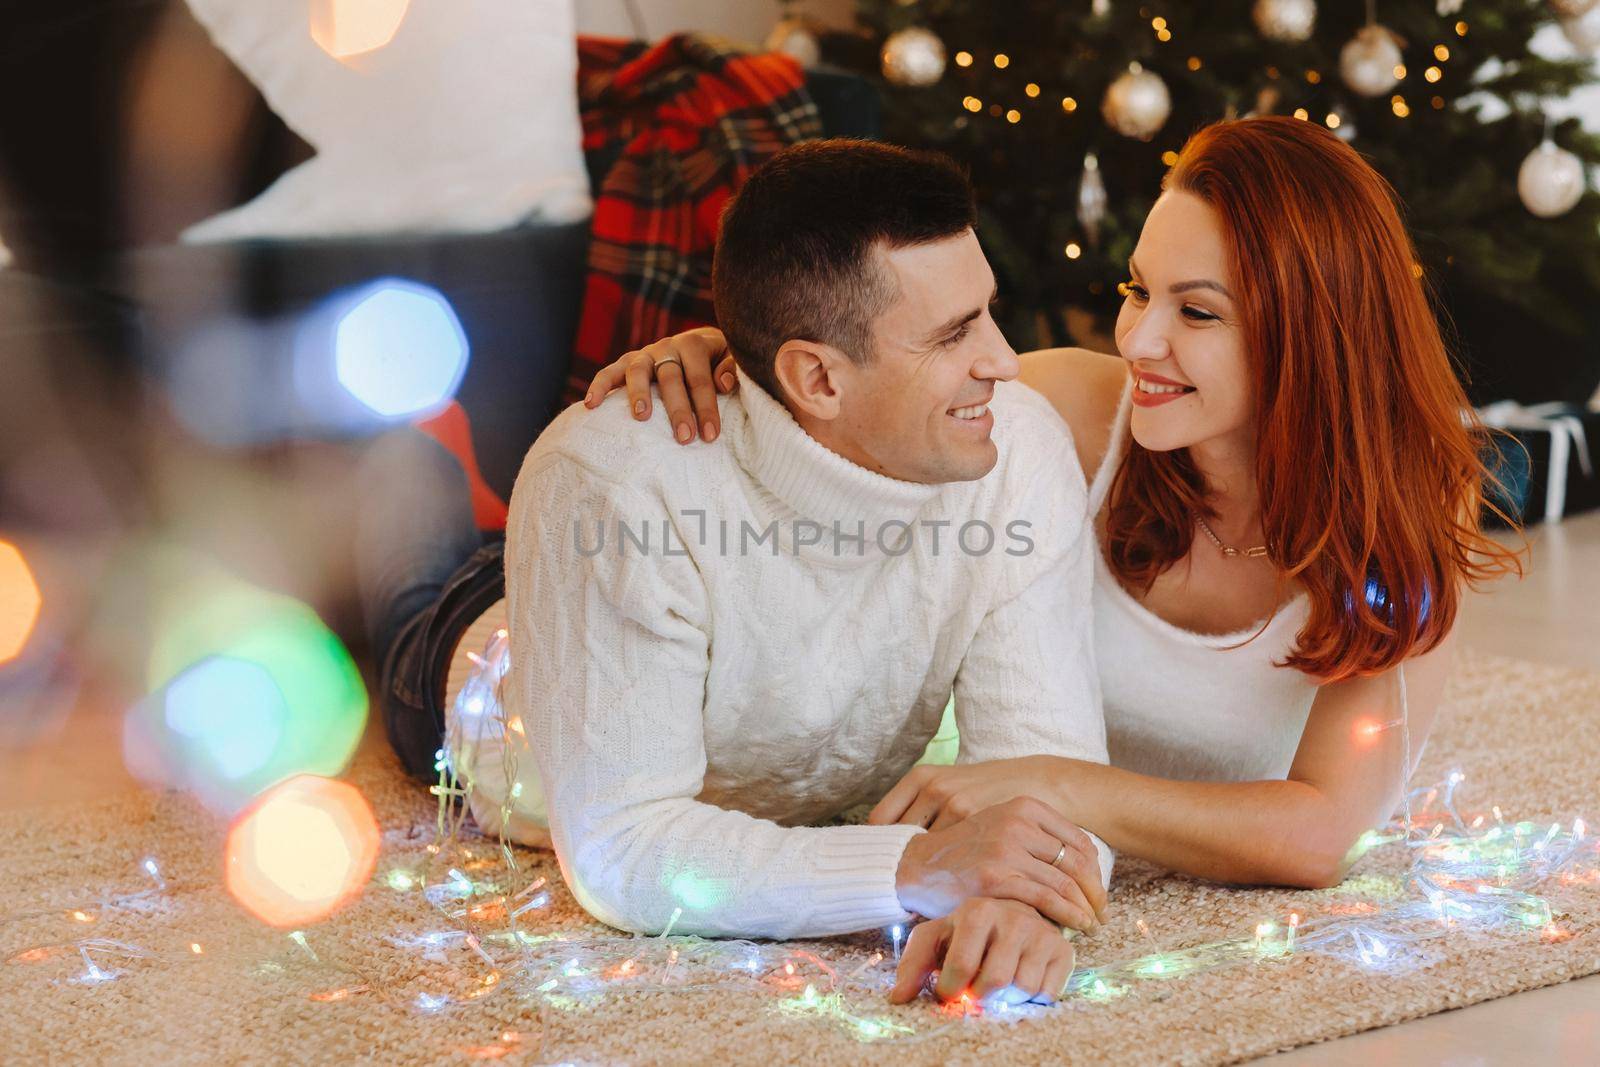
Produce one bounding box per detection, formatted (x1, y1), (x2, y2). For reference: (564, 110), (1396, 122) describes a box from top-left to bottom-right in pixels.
(772, 339), (849, 421)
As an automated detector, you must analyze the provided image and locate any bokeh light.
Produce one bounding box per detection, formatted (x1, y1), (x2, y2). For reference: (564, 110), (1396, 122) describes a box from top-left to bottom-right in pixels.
(0, 540), (42, 664)
(225, 774), (380, 927)
(310, 0), (411, 61)
(158, 655), (288, 782)
(123, 563), (366, 814)
(300, 279), (467, 422)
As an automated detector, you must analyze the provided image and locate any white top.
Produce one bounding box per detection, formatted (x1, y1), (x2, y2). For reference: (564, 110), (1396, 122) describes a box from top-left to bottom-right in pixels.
(456, 371), (1113, 939)
(1088, 389), (1317, 783)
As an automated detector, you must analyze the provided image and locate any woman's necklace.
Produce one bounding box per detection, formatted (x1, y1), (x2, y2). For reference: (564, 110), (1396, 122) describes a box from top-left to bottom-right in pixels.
(1195, 515), (1269, 559)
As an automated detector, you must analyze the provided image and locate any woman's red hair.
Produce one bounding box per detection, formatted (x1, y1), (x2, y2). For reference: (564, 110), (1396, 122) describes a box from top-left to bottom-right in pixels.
(1104, 116), (1521, 681)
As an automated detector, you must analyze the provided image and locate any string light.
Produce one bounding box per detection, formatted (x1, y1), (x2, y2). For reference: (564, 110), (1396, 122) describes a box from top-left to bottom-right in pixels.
(8, 633), (1593, 1056)
(993, 53), (1009, 69)
(954, 51), (973, 67)
(1434, 44), (1450, 62)
(288, 930), (318, 962)
(0, 770), (1588, 1048)
(1024, 83), (1040, 97)
(1061, 96), (1078, 112)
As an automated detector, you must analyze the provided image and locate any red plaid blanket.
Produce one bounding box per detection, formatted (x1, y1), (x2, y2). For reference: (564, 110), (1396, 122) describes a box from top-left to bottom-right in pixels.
(567, 34), (823, 402)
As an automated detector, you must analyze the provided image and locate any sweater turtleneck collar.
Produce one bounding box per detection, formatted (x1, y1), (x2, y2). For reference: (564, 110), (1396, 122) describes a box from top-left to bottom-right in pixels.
(724, 367), (945, 536)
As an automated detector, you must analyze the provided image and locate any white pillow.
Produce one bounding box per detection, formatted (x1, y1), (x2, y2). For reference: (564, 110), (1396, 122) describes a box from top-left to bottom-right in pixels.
(181, 0), (591, 242)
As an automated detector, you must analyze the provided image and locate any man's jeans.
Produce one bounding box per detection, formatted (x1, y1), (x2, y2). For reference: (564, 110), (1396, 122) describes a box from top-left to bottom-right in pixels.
(357, 430), (506, 781)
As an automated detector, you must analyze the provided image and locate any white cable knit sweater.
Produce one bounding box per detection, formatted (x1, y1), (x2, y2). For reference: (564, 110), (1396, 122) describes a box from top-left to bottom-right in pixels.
(470, 370), (1112, 939)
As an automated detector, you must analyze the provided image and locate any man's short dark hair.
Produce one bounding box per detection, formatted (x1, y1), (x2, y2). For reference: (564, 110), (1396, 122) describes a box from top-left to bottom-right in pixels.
(712, 139), (976, 402)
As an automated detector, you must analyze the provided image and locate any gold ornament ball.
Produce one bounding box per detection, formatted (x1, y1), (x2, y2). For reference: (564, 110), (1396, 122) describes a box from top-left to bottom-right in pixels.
(1340, 25), (1403, 97)
(766, 19), (820, 69)
(881, 27), (948, 87)
(1548, 0), (1599, 19)
(1561, 5), (1600, 53)
(1518, 140), (1586, 218)
(1102, 65), (1172, 140)
(1253, 0), (1316, 43)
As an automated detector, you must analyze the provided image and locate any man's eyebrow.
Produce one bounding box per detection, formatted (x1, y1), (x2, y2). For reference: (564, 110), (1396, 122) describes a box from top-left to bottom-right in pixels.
(1129, 257), (1234, 300)
(922, 284), (1000, 344)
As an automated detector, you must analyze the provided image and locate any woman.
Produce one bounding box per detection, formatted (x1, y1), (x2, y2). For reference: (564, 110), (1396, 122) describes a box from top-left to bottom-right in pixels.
(582, 116), (1520, 890)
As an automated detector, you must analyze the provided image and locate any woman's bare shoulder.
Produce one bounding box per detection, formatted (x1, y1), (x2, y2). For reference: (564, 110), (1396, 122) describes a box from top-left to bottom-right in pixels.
(1018, 347), (1126, 478)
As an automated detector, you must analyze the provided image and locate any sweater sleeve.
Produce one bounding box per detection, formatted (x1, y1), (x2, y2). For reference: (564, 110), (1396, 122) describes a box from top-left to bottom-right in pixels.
(952, 436), (1116, 892)
(494, 453), (924, 939)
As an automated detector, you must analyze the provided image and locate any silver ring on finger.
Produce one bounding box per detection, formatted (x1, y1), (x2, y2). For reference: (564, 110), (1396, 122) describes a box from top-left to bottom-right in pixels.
(654, 353), (684, 374)
(1051, 842), (1068, 870)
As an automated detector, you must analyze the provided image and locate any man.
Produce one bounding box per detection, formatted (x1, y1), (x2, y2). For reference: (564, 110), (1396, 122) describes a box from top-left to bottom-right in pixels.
(388, 141), (1110, 1004)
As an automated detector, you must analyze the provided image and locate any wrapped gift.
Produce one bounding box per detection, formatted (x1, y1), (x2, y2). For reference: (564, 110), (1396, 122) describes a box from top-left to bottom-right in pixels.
(1478, 401), (1600, 523)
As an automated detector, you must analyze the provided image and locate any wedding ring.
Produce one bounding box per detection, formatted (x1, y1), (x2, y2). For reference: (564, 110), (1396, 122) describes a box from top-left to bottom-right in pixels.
(653, 353), (684, 373)
(1051, 842), (1068, 869)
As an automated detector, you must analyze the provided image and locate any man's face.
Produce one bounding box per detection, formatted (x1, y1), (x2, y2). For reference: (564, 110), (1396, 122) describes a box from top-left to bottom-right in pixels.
(829, 230), (1020, 484)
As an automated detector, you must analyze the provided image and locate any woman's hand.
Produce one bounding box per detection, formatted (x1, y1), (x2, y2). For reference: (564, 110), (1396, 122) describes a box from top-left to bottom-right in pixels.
(869, 756), (1073, 834)
(583, 326), (739, 444)
(890, 898), (1078, 1006)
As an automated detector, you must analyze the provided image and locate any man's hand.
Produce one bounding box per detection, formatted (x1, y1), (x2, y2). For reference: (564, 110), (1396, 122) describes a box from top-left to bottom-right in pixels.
(894, 797), (1105, 933)
(890, 898), (1077, 1005)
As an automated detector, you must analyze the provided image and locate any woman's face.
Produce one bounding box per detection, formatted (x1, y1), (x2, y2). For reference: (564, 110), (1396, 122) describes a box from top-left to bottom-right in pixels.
(1113, 190), (1253, 456)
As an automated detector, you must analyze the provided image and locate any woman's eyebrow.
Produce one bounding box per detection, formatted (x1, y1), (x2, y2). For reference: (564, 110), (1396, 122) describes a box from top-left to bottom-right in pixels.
(1129, 257), (1234, 300)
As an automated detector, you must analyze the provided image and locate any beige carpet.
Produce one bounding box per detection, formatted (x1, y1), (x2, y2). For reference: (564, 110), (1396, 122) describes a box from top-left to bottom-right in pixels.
(2, 654), (1598, 1066)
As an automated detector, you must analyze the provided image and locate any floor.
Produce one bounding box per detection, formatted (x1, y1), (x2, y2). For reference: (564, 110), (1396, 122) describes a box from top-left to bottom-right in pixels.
(1270, 511), (1600, 1066)
(4, 511), (1598, 1064)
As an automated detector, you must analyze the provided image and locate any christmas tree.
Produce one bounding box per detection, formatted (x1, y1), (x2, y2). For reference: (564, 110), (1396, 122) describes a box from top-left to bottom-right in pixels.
(832, 1), (1600, 402)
